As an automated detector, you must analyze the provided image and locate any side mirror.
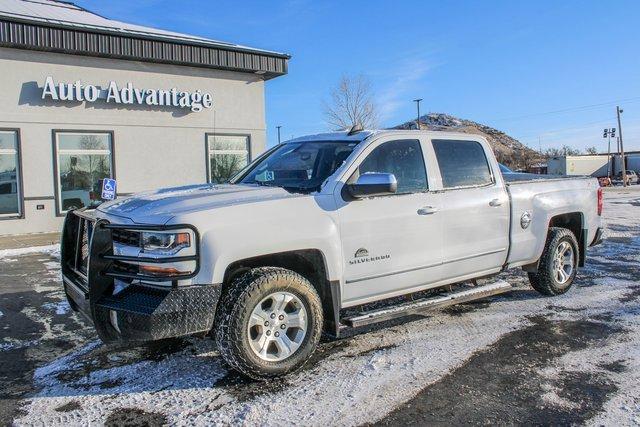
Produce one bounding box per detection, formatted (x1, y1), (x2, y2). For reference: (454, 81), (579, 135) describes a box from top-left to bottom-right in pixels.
(347, 173), (397, 198)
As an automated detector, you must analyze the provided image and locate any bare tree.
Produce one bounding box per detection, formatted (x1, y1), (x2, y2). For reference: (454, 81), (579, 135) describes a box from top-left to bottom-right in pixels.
(324, 74), (379, 130)
(210, 154), (243, 184)
(541, 145), (582, 158)
(584, 146), (598, 154)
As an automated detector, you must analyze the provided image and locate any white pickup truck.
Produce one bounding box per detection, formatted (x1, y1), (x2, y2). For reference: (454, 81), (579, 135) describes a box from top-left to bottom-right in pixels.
(61, 129), (603, 379)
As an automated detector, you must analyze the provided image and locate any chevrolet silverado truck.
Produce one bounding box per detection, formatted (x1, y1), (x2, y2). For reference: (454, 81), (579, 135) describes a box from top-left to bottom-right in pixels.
(61, 129), (604, 379)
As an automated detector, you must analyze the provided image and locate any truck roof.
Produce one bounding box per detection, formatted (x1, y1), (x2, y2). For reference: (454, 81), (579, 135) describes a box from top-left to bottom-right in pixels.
(285, 129), (484, 144)
(285, 130), (378, 144)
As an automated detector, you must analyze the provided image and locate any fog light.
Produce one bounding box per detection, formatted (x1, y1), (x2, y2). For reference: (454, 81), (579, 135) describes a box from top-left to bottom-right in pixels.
(139, 265), (191, 276)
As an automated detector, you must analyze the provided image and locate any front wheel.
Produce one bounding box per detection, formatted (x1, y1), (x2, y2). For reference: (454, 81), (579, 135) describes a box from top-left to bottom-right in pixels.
(528, 227), (579, 296)
(214, 267), (323, 379)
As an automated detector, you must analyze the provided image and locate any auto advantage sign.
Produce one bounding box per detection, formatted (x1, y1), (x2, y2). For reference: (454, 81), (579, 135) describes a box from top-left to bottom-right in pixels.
(41, 76), (213, 112)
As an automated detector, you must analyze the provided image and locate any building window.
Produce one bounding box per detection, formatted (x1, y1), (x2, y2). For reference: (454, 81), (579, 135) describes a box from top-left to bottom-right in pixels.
(54, 131), (113, 214)
(207, 134), (250, 183)
(0, 130), (22, 218)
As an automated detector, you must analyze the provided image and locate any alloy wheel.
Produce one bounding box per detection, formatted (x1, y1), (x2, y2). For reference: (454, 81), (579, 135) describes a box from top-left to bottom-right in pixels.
(247, 291), (308, 362)
(553, 241), (574, 284)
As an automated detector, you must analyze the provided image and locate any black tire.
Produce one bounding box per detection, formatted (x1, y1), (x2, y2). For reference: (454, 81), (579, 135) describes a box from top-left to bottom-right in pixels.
(528, 227), (579, 296)
(214, 267), (323, 380)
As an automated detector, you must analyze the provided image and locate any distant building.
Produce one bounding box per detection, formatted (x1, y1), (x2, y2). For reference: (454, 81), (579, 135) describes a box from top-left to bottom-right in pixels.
(547, 155), (610, 177)
(613, 151), (640, 175)
(545, 152), (640, 178)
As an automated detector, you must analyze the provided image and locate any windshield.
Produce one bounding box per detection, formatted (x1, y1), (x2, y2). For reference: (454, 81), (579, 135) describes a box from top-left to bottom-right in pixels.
(235, 141), (358, 191)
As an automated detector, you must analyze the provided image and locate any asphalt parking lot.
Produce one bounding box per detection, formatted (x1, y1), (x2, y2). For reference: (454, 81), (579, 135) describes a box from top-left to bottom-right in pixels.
(1, 187), (639, 426)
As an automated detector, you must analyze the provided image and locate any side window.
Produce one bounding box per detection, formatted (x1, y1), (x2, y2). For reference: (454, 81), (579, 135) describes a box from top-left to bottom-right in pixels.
(432, 139), (493, 188)
(356, 139), (428, 194)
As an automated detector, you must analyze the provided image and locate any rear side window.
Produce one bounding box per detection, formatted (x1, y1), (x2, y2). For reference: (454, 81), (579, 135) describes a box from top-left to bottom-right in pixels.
(357, 139), (428, 194)
(432, 139), (493, 188)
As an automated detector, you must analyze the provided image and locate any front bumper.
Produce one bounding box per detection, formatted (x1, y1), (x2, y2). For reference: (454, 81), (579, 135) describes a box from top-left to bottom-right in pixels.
(61, 209), (221, 343)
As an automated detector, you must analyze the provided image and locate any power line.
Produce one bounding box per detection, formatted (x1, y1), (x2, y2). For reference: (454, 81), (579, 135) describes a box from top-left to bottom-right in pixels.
(490, 96), (640, 123)
(515, 118), (618, 142)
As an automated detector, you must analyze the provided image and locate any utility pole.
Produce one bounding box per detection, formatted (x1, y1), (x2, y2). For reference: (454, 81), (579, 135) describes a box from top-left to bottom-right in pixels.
(615, 137), (621, 176)
(616, 106), (626, 187)
(276, 125), (282, 144)
(413, 98), (422, 130)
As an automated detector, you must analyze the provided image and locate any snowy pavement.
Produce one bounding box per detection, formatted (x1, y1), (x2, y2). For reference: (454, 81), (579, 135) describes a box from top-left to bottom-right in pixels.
(1, 188), (639, 426)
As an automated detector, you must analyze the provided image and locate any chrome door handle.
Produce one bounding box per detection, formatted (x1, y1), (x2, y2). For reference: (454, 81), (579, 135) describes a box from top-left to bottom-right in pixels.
(489, 198), (502, 207)
(417, 206), (439, 215)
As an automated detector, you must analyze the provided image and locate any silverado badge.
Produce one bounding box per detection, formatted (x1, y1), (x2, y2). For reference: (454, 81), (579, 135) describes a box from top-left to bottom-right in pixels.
(349, 248), (390, 265)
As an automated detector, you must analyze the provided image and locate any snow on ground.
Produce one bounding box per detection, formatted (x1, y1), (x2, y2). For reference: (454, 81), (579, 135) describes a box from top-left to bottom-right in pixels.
(8, 188), (640, 426)
(0, 244), (59, 259)
(42, 301), (71, 316)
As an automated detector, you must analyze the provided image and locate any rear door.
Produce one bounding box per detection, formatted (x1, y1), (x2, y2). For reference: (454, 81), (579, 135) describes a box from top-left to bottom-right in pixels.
(335, 136), (443, 307)
(430, 138), (510, 279)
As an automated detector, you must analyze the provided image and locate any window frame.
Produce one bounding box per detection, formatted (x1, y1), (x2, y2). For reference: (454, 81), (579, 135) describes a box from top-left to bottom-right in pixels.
(205, 133), (252, 184)
(0, 128), (24, 220)
(346, 138), (429, 198)
(52, 130), (115, 217)
(431, 138), (496, 191)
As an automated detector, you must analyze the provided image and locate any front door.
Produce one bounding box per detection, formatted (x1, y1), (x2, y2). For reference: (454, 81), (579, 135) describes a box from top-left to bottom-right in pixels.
(335, 138), (444, 307)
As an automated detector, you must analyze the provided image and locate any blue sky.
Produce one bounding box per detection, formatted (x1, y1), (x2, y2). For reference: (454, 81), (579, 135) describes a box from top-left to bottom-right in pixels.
(76, 0), (640, 152)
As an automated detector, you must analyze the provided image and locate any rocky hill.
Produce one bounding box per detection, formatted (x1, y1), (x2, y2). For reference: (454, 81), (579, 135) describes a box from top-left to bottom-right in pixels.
(394, 113), (541, 169)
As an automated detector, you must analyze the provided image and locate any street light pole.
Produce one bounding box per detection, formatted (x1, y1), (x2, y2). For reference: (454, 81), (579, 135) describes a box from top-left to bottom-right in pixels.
(413, 98), (422, 130)
(276, 125), (282, 144)
(616, 106), (626, 187)
(603, 128), (615, 179)
(607, 132), (611, 178)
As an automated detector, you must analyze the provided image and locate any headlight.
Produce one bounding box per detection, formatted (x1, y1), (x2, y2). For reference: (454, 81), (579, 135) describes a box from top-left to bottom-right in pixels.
(141, 231), (191, 255)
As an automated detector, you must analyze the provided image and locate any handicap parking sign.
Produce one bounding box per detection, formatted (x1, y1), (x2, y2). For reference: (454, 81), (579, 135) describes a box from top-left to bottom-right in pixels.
(101, 178), (117, 200)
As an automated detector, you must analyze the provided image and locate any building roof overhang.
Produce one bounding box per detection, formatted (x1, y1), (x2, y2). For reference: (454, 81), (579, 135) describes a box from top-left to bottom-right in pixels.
(0, 0), (289, 79)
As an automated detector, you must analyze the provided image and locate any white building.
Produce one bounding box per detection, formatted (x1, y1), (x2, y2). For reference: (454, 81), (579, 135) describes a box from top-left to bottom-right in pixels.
(546, 155), (611, 177)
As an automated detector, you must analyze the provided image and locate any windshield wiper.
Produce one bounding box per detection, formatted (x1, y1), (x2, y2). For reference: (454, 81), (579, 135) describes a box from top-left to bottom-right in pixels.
(251, 181), (320, 193)
(253, 181), (278, 187)
(281, 183), (321, 194)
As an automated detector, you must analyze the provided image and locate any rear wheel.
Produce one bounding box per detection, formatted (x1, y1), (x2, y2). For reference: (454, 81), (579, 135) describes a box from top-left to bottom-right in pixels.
(528, 227), (579, 296)
(214, 267), (323, 379)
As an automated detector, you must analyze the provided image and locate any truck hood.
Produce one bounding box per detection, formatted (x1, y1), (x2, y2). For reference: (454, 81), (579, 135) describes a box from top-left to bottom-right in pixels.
(97, 183), (304, 224)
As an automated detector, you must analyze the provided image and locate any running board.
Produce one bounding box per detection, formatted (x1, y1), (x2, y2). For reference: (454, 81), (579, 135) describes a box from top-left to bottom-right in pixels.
(342, 281), (513, 328)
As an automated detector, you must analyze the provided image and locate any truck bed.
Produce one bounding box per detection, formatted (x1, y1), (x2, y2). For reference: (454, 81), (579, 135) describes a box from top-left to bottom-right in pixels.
(503, 172), (591, 184)
(504, 172), (600, 269)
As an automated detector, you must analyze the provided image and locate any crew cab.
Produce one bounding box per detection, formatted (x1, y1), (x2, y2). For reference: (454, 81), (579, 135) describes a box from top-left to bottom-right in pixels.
(60, 129), (603, 379)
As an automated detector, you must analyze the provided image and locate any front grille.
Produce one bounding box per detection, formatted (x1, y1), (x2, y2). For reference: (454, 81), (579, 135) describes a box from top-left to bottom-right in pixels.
(77, 219), (93, 275)
(61, 211), (96, 286)
(112, 229), (141, 247)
